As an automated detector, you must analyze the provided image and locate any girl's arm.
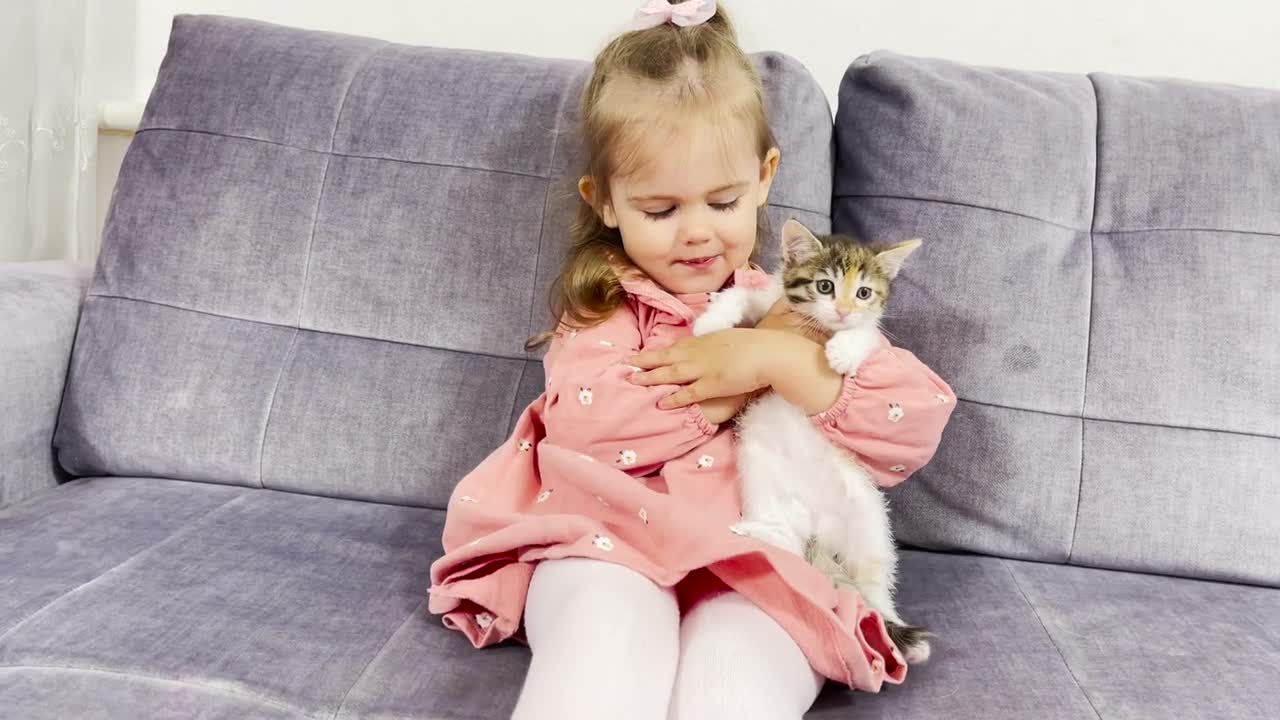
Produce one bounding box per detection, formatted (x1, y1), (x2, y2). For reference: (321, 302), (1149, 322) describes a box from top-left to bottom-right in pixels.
(541, 304), (718, 471)
(696, 298), (842, 424)
(762, 332), (957, 488)
(630, 326), (957, 488)
(752, 330), (845, 415)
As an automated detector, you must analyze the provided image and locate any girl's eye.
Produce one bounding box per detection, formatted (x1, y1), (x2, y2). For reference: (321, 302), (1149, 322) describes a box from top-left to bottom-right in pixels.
(856, 287), (873, 300)
(711, 198), (740, 212)
(643, 207), (675, 220)
(815, 279), (835, 294)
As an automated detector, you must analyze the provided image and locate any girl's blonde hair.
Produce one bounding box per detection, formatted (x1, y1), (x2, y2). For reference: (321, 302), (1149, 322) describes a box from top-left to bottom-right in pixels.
(528, 5), (776, 349)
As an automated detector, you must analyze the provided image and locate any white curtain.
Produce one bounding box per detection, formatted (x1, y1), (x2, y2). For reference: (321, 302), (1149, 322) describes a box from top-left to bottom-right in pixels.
(0, 0), (97, 263)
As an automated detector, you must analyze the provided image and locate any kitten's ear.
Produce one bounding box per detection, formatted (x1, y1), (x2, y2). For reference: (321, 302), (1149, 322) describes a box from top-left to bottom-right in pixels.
(781, 219), (822, 263)
(875, 239), (922, 280)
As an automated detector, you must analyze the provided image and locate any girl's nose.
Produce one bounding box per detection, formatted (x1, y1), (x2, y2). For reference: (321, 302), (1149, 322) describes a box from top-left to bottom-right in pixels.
(679, 208), (713, 245)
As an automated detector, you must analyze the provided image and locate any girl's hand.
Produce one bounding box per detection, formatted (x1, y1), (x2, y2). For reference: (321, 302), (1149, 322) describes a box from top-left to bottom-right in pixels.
(754, 298), (832, 344)
(693, 301), (829, 424)
(696, 392), (756, 425)
(629, 328), (782, 410)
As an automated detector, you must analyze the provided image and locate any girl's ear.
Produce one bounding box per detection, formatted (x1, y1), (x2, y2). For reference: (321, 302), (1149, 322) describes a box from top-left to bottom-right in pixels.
(755, 147), (782, 207)
(579, 176), (618, 228)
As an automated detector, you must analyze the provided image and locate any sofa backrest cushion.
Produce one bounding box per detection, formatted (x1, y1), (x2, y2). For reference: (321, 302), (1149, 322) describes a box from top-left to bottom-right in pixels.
(53, 15), (834, 509)
(832, 51), (1279, 586)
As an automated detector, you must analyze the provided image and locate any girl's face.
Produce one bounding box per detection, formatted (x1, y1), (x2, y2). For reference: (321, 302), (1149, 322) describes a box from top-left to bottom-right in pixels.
(585, 119), (780, 295)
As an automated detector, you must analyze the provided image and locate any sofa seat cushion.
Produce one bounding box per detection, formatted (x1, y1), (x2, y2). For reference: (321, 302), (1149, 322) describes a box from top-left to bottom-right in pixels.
(0, 477), (247, 638)
(5, 478), (1274, 719)
(0, 477), (530, 719)
(1002, 559), (1280, 720)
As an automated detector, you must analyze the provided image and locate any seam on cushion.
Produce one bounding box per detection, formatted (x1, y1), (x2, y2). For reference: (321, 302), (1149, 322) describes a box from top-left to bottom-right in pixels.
(525, 180), (553, 354)
(136, 126), (550, 181)
(83, 299), (1280, 439)
(0, 665), (309, 718)
(84, 294), (534, 365)
(524, 75), (571, 358)
(505, 361), (529, 434)
(258, 329), (299, 488)
(0, 491), (253, 647)
(835, 191), (1280, 239)
(766, 200), (830, 217)
(958, 395), (1279, 441)
(1098, 226), (1280, 238)
(1070, 76), (1103, 563)
(1001, 560), (1104, 720)
(331, 597), (429, 720)
(263, 43), (385, 495)
(297, 41), (388, 327)
(832, 193), (1083, 232)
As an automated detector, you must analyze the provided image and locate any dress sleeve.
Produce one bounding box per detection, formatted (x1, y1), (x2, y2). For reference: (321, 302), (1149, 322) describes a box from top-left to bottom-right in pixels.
(541, 304), (717, 472)
(810, 338), (957, 488)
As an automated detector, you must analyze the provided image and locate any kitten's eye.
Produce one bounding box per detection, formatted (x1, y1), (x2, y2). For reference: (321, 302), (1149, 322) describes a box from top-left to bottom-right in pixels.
(856, 287), (873, 300)
(815, 279), (835, 294)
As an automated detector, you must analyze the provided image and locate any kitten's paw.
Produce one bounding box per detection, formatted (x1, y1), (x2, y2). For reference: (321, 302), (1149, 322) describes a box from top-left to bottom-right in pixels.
(825, 333), (877, 375)
(692, 308), (740, 336)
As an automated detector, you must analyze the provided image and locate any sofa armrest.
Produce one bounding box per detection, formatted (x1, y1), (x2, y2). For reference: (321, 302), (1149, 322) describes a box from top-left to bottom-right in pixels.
(0, 260), (93, 508)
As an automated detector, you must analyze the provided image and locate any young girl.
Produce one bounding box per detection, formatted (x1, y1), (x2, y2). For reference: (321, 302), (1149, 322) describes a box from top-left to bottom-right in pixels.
(429, 3), (956, 718)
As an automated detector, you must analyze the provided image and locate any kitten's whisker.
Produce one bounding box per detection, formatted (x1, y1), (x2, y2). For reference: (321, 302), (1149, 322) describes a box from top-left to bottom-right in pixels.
(873, 319), (902, 343)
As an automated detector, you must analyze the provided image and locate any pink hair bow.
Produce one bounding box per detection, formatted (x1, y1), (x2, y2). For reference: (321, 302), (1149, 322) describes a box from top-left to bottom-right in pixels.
(630, 0), (718, 30)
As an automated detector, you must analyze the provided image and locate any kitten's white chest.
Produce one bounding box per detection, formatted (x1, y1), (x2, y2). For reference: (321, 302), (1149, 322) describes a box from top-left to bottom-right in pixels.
(736, 394), (872, 521)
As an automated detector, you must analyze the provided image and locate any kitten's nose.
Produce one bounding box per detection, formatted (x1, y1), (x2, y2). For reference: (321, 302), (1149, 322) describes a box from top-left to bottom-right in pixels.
(836, 306), (852, 319)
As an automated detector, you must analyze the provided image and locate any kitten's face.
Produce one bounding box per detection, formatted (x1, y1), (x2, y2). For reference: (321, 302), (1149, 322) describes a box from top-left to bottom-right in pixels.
(778, 219), (920, 332)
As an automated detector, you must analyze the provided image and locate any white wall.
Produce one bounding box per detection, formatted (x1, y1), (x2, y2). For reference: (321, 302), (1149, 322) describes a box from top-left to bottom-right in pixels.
(124, 0), (1280, 105)
(96, 0), (1280, 232)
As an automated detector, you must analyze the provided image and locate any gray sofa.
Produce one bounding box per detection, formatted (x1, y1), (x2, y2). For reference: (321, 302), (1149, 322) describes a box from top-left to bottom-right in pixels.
(1, 15), (1276, 720)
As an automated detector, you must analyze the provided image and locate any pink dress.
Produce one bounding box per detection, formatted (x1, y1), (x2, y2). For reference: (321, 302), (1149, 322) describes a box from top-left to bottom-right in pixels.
(428, 267), (957, 691)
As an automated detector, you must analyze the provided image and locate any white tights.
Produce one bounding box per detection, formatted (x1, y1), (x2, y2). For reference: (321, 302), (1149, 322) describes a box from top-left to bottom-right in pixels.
(511, 558), (825, 720)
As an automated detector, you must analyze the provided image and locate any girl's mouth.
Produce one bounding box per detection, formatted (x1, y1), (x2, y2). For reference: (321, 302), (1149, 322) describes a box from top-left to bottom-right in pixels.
(677, 255), (719, 270)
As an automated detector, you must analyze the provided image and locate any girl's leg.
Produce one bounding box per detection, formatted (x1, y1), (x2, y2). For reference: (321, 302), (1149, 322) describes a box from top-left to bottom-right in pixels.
(512, 558), (680, 720)
(667, 592), (825, 720)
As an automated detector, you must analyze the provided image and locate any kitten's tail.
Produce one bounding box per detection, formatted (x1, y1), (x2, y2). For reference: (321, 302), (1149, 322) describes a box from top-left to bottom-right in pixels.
(884, 621), (933, 664)
(804, 538), (933, 664)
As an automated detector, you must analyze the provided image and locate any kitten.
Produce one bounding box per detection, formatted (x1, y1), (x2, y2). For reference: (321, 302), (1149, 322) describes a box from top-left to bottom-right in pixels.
(694, 218), (931, 664)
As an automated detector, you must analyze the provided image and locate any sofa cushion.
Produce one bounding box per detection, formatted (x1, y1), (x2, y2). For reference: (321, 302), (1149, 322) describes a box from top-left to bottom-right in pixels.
(0, 477), (247, 637)
(54, 15), (834, 509)
(0, 478), (455, 719)
(0, 667), (308, 720)
(7, 478), (1272, 718)
(1005, 559), (1280, 720)
(0, 261), (91, 510)
(811, 552), (1100, 720)
(832, 52), (1280, 586)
